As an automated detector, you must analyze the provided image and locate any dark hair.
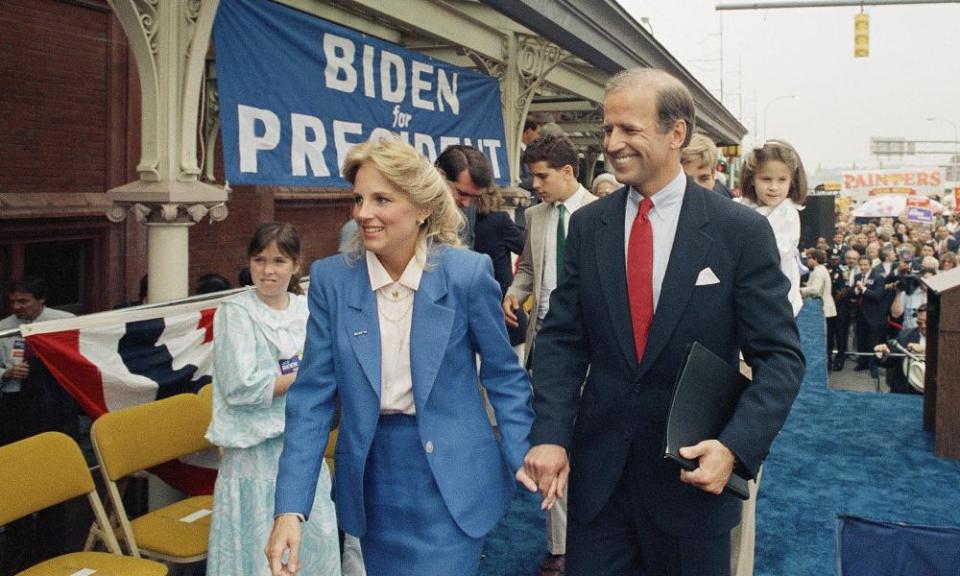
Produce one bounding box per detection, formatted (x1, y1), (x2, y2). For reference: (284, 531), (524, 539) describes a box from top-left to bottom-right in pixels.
(605, 68), (697, 148)
(522, 134), (580, 177)
(805, 248), (827, 265)
(435, 145), (492, 189)
(196, 273), (231, 295)
(523, 118), (541, 133)
(5, 275), (46, 299)
(247, 222), (303, 295)
(138, 274), (148, 302)
(740, 140), (808, 206)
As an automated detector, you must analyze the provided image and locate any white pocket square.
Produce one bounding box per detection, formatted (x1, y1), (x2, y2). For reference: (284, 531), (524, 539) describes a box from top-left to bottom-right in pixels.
(695, 267), (720, 286)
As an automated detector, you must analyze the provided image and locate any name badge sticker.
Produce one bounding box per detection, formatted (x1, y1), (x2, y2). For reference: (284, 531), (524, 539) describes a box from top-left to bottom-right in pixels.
(279, 355), (301, 375)
(12, 339), (25, 361)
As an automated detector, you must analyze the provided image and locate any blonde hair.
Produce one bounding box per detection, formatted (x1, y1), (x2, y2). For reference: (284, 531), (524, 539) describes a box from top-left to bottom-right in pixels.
(681, 133), (719, 169)
(740, 139), (808, 206)
(342, 137), (465, 262)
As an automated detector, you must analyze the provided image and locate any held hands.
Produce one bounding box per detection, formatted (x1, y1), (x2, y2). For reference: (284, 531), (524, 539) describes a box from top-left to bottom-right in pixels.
(266, 514), (302, 576)
(678, 440), (736, 495)
(3, 361), (29, 381)
(502, 295), (520, 328)
(523, 444), (569, 510)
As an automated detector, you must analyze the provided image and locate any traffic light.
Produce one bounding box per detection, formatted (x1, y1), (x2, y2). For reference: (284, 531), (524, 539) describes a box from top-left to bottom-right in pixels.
(854, 13), (869, 58)
(720, 144), (742, 158)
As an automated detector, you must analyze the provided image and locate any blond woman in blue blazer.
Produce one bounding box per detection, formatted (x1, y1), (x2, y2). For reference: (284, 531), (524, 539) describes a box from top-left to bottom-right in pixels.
(267, 138), (536, 576)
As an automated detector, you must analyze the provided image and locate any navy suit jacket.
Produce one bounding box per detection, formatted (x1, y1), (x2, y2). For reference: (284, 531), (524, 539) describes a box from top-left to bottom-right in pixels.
(275, 246), (534, 539)
(530, 180), (804, 537)
(859, 266), (889, 329)
(474, 210), (524, 295)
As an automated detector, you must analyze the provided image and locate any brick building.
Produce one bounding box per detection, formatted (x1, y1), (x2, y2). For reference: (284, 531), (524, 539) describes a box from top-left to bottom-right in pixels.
(0, 0), (351, 314)
(1, 0), (745, 315)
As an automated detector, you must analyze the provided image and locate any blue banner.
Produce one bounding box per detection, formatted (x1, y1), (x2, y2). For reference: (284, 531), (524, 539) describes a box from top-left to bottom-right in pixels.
(214, 0), (509, 188)
(837, 515), (960, 575)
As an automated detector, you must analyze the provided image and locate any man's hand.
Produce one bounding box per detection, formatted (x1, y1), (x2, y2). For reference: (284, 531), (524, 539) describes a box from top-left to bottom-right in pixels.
(3, 361), (29, 381)
(502, 295), (520, 328)
(523, 444), (569, 510)
(266, 514), (302, 576)
(678, 440), (736, 495)
(874, 343), (890, 358)
(907, 341), (926, 354)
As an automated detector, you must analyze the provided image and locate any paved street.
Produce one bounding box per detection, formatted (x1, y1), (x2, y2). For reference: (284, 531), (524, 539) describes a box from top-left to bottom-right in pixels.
(828, 358), (888, 393)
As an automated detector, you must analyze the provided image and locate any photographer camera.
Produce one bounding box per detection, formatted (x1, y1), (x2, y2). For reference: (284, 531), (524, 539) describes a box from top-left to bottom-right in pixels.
(873, 304), (927, 395)
(890, 265), (934, 331)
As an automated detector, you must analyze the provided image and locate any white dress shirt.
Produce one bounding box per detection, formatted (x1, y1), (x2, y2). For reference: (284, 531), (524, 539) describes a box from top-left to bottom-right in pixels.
(538, 184), (592, 321)
(366, 251), (424, 415)
(624, 169), (686, 311)
(0, 306), (74, 393)
(739, 196), (803, 316)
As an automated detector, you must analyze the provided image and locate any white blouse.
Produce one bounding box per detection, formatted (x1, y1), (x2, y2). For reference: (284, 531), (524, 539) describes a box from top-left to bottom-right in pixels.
(740, 197), (803, 317)
(366, 251), (424, 415)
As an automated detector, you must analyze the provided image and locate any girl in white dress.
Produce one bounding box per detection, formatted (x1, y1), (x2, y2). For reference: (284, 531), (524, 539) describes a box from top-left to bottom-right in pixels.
(738, 140), (808, 317)
(206, 223), (340, 575)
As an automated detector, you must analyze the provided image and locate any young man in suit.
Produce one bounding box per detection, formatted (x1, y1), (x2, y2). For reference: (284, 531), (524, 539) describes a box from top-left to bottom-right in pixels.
(503, 134), (597, 575)
(522, 68), (804, 576)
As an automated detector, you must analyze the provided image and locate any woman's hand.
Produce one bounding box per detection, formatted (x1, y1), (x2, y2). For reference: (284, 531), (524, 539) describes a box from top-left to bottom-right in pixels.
(266, 514), (302, 575)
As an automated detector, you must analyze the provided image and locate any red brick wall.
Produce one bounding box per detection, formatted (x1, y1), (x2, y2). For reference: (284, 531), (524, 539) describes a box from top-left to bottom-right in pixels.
(188, 186), (273, 290)
(275, 198), (353, 267)
(0, 0), (111, 195)
(1, 0), (357, 307)
(187, 189), (353, 290)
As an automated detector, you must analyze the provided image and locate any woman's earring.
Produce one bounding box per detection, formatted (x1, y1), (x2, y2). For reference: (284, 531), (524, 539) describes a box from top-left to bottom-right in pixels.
(418, 219), (426, 226)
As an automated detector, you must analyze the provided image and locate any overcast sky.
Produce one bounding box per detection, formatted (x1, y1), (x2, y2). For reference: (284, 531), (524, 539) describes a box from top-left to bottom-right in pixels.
(620, 1), (960, 173)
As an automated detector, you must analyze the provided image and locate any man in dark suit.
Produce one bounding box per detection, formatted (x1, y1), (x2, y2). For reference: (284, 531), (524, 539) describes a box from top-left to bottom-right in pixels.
(853, 255), (888, 376)
(436, 144), (491, 249)
(830, 249), (860, 371)
(522, 68), (804, 576)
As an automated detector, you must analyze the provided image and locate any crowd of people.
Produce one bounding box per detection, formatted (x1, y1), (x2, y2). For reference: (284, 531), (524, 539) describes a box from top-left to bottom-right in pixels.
(1, 64), (954, 576)
(810, 212), (953, 393)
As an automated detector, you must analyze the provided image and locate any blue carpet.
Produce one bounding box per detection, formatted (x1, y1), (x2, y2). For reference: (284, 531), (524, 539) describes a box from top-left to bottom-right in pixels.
(481, 300), (960, 576)
(755, 301), (960, 575)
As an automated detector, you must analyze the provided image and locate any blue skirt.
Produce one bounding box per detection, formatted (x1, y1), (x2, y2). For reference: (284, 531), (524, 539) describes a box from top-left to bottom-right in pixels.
(360, 414), (485, 575)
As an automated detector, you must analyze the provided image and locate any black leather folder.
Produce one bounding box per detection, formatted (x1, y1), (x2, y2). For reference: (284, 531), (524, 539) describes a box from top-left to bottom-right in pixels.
(663, 342), (751, 500)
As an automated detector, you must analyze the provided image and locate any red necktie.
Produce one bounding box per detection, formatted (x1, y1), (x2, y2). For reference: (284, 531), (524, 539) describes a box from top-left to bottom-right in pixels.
(627, 197), (654, 363)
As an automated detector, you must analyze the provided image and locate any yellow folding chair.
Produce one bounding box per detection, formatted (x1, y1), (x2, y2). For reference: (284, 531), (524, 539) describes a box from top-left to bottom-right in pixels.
(0, 432), (167, 576)
(325, 427), (338, 476)
(91, 392), (215, 563)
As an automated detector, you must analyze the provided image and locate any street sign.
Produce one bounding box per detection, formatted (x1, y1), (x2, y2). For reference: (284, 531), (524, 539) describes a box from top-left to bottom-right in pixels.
(907, 207), (933, 224)
(869, 137), (916, 157)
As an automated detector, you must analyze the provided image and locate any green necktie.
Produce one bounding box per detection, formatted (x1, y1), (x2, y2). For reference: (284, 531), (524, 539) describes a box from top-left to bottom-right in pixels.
(556, 203), (566, 276)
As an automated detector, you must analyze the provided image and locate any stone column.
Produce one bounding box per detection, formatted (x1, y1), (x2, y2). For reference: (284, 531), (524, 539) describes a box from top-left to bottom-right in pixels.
(106, 0), (228, 303)
(466, 33), (568, 187)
